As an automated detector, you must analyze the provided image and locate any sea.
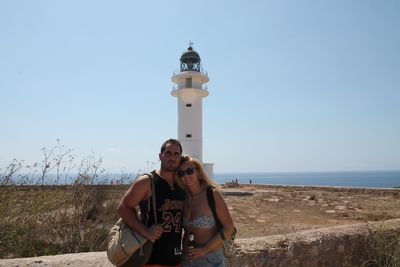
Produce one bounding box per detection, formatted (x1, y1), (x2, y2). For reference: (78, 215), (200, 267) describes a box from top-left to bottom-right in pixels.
(13, 170), (400, 188)
(213, 170), (400, 188)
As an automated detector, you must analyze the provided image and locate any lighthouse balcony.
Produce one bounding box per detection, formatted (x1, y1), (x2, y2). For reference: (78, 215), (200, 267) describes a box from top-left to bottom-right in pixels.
(172, 70), (208, 77)
(171, 71), (209, 84)
(171, 86), (209, 98)
(172, 85), (208, 91)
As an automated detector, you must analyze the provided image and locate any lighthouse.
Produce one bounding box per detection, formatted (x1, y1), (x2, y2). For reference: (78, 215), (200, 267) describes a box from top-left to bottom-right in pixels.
(171, 44), (214, 178)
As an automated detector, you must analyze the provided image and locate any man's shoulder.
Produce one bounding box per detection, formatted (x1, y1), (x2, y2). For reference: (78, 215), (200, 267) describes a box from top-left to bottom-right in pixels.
(136, 170), (157, 181)
(132, 173), (153, 189)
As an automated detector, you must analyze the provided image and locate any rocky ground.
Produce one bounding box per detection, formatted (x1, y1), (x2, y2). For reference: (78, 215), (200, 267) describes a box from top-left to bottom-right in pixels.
(223, 184), (400, 238)
(1, 184), (399, 266)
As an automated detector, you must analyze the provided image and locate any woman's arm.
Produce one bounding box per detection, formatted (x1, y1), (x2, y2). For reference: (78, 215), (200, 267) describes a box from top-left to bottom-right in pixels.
(212, 188), (235, 240)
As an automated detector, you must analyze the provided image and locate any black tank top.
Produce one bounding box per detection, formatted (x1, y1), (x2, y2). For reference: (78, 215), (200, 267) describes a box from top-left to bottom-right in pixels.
(139, 171), (186, 265)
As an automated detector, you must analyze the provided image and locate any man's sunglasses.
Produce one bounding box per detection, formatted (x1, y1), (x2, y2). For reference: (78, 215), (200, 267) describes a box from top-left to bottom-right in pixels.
(177, 167), (196, 177)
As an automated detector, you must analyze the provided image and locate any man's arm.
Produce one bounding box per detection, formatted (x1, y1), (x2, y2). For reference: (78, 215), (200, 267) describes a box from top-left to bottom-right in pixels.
(117, 174), (163, 241)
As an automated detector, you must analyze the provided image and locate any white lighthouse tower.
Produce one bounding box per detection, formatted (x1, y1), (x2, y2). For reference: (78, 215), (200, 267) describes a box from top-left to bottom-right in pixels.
(171, 44), (214, 178)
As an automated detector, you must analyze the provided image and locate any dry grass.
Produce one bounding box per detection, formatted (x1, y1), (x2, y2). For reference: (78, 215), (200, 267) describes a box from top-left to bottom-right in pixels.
(0, 141), (131, 259)
(361, 221), (400, 267)
(0, 184), (126, 258)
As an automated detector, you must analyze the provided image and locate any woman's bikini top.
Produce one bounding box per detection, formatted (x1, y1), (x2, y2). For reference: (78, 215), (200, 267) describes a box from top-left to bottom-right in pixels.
(184, 215), (216, 230)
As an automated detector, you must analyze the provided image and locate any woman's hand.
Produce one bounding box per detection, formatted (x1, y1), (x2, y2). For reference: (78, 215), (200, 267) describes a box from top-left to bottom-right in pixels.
(187, 247), (208, 261)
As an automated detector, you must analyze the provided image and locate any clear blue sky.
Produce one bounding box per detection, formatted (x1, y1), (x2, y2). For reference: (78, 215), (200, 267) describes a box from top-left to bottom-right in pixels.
(1, 0), (399, 173)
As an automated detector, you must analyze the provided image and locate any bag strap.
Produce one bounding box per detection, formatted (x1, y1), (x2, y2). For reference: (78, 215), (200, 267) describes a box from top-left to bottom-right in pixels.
(146, 171), (158, 225)
(206, 186), (225, 240)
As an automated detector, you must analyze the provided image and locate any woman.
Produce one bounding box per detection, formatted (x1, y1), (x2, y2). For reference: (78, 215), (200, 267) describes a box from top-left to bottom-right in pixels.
(177, 155), (235, 267)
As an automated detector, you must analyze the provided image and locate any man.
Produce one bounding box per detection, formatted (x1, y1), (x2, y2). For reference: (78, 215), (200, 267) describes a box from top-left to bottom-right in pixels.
(118, 139), (185, 267)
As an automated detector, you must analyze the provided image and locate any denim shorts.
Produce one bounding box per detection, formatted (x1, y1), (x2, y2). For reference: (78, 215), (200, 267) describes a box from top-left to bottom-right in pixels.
(182, 249), (226, 267)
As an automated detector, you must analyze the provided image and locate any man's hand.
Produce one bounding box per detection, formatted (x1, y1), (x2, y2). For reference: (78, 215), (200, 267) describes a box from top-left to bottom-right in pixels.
(144, 224), (164, 242)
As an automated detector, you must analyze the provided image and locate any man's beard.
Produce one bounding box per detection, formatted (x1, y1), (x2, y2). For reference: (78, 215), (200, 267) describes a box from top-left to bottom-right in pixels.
(161, 161), (178, 172)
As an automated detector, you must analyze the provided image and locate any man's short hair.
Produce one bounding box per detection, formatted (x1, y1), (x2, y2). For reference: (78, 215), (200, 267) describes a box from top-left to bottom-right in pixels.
(160, 139), (183, 154)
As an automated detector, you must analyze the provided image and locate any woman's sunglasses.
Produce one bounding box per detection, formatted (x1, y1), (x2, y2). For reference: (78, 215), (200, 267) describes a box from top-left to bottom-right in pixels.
(177, 167), (196, 177)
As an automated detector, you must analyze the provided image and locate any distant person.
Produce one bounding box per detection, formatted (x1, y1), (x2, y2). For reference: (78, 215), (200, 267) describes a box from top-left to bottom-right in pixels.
(117, 139), (186, 267)
(249, 179), (252, 184)
(177, 155), (235, 267)
(235, 179), (238, 184)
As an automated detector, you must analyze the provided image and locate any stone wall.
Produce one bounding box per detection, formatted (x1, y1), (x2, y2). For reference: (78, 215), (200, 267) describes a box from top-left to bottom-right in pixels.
(1, 219), (400, 267)
(228, 218), (400, 267)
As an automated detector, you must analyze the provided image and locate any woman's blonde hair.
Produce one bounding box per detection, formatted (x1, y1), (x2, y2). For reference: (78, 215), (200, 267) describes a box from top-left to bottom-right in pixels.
(177, 154), (218, 189)
(178, 155), (219, 220)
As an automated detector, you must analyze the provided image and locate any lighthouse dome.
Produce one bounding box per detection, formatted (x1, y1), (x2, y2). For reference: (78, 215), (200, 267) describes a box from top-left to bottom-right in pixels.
(180, 46), (201, 72)
(180, 46), (201, 61)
